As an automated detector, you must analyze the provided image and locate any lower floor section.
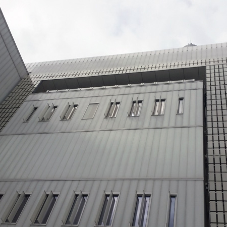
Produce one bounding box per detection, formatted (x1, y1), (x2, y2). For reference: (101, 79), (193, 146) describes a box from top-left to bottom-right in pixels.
(0, 179), (204, 227)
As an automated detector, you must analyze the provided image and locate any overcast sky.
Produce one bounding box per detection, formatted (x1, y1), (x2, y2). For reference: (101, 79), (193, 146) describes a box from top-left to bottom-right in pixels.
(1, 0), (227, 63)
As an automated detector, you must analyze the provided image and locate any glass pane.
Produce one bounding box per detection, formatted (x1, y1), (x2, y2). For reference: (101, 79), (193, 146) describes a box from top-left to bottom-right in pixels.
(178, 98), (184, 114)
(142, 196), (150, 227)
(130, 102), (137, 116)
(66, 195), (78, 224)
(42, 195), (58, 224)
(83, 103), (99, 119)
(137, 101), (143, 116)
(12, 194), (30, 223)
(98, 195), (109, 225)
(106, 195), (118, 225)
(132, 196), (142, 226)
(26, 107), (38, 122)
(154, 100), (159, 115)
(168, 196), (176, 227)
(112, 103), (120, 117)
(160, 100), (165, 115)
(73, 195), (88, 225)
(108, 102), (115, 117)
(65, 105), (77, 120)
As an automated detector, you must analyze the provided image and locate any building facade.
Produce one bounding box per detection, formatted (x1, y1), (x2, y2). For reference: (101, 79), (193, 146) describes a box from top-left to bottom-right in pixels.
(0, 9), (226, 227)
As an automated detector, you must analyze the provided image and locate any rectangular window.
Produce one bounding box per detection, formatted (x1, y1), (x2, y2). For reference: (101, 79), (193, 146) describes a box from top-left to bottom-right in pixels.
(23, 106), (38, 122)
(177, 98), (184, 114)
(129, 100), (143, 117)
(2, 192), (30, 224)
(168, 195), (177, 227)
(153, 99), (165, 115)
(82, 103), (99, 119)
(31, 192), (58, 224)
(62, 192), (88, 225)
(132, 194), (150, 227)
(105, 101), (120, 118)
(38, 104), (57, 121)
(96, 192), (119, 226)
(0, 194), (3, 200)
(60, 103), (78, 120)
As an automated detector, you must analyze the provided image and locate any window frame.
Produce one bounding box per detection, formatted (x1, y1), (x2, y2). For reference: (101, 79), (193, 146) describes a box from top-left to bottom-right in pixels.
(1, 191), (31, 224)
(95, 191), (120, 227)
(60, 102), (78, 121)
(30, 191), (59, 225)
(177, 97), (184, 115)
(38, 104), (58, 122)
(62, 191), (89, 226)
(128, 99), (143, 117)
(23, 105), (38, 123)
(82, 103), (99, 120)
(130, 192), (152, 227)
(105, 100), (120, 118)
(152, 98), (166, 116)
(165, 193), (177, 227)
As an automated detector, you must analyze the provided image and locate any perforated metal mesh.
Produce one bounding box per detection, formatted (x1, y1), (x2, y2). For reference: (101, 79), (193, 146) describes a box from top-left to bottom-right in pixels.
(206, 64), (227, 226)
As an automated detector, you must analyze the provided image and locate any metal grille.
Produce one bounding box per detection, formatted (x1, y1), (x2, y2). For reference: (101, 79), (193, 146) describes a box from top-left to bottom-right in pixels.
(206, 64), (227, 226)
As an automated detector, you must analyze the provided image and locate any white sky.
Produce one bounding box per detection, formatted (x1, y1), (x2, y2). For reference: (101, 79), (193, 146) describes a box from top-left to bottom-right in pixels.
(1, 0), (227, 63)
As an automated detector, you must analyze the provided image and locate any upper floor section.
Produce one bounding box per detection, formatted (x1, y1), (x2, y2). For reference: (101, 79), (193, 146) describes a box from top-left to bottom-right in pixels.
(1, 80), (203, 135)
(26, 42), (227, 80)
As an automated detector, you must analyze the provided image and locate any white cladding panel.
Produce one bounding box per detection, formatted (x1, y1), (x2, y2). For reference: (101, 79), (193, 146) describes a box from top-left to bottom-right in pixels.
(0, 75), (204, 226)
(0, 180), (204, 227)
(1, 81), (203, 135)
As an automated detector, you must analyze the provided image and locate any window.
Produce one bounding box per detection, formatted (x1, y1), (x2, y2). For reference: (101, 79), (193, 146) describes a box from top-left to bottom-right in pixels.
(131, 193), (151, 227)
(30, 191), (59, 224)
(82, 103), (99, 119)
(0, 194), (3, 200)
(38, 104), (57, 121)
(153, 99), (166, 115)
(62, 192), (88, 225)
(167, 195), (177, 227)
(2, 192), (30, 224)
(23, 105), (38, 122)
(105, 100), (120, 118)
(96, 192), (119, 226)
(177, 98), (184, 114)
(129, 100), (143, 117)
(60, 103), (78, 120)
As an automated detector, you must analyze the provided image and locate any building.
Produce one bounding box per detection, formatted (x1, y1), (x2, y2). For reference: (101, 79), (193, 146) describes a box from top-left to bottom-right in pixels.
(0, 8), (226, 227)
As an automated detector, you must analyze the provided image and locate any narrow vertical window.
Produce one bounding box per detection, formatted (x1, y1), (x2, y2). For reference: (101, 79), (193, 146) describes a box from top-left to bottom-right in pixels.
(38, 104), (57, 121)
(132, 194), (151, 227)
(106, 101), (120, 118)
(0, 194), (3, 201)
(30, 192), (59, 224)
(153, 99), (166, 115)
(60, 103), (78, 120)
(63, 192), (88, 225)
(129, 100), (143, 117)
(168, 195), (176, 227)
(82, 103), (99, 119)
(97, 193), (119, 226)
(2, 192), (30, 224)
(23, 106), (38, 122)
(177, 98), (184, 114)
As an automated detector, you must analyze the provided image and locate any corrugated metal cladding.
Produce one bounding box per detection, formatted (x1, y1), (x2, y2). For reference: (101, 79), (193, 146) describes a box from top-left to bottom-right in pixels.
(0, 9), (28, 103)
(0, 81), (204, 227)
(26, 42), (227, 81)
